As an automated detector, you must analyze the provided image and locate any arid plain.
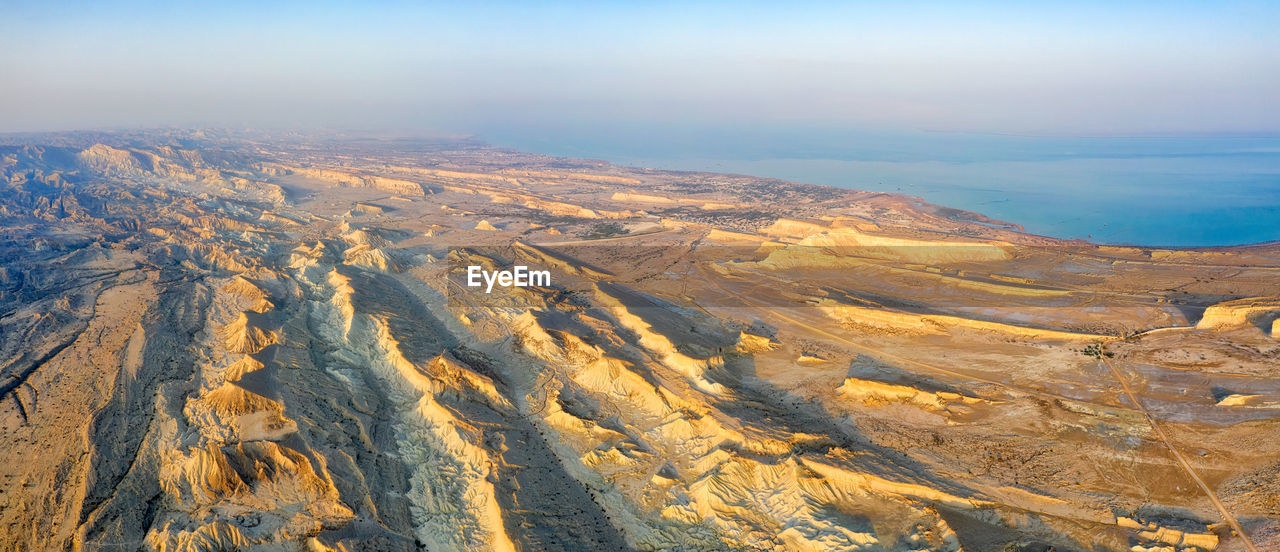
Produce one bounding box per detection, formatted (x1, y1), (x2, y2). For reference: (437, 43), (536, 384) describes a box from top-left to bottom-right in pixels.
(1, 131), (1278, 551)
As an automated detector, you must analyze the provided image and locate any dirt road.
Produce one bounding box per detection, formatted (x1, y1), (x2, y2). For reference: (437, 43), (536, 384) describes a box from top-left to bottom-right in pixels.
(1102, 355), (1258, 552)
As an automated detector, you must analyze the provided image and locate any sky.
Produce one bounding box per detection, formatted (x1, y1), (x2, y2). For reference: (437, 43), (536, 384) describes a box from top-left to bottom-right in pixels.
(2, 0), (1278, 135)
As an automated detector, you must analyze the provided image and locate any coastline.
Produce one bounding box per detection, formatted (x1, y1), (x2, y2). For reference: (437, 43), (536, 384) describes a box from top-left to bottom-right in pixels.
(480, 129), (1280, 248)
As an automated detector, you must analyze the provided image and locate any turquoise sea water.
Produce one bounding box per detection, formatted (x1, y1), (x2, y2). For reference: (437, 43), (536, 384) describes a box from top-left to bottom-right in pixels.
(480, 125), (1280, 247)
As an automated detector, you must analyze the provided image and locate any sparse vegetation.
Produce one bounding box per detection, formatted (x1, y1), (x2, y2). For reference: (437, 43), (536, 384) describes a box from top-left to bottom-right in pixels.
(580, 222), (630, 239)
(1081, 342), (1114, 358)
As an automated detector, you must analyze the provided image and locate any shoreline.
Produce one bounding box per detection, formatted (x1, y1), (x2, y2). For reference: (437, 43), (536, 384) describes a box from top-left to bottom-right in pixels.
(479, 133), (1280, 249)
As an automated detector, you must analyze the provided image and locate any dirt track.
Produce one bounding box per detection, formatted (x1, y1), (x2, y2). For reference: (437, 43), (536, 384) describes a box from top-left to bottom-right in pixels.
(1103, 355), (1259, 552)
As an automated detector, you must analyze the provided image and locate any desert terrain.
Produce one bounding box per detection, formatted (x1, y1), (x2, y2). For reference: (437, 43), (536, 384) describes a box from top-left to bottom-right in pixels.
(1, 130), (1278, 551)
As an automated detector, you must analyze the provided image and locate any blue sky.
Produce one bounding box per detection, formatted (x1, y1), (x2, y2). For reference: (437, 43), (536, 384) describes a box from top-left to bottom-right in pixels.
(2, 1), (1277, 134)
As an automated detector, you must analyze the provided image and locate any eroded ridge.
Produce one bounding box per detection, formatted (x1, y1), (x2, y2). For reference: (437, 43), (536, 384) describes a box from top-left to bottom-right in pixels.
(1, 131), (1278, 551)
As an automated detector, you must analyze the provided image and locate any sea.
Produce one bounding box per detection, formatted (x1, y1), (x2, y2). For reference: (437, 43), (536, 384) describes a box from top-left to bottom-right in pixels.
(478, 124), (1280, 248)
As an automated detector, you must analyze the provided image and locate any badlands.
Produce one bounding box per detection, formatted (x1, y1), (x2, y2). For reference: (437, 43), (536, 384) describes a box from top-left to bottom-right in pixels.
(1, 130), (1278, 551)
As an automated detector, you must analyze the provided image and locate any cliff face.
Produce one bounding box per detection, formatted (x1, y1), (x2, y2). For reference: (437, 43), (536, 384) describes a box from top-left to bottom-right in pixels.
(1196, 297), (1280, 330)
(1, 131), (1279, 552)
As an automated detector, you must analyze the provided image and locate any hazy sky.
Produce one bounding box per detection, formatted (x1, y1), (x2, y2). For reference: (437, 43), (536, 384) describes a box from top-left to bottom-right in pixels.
(2, 0), (1278, 135)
